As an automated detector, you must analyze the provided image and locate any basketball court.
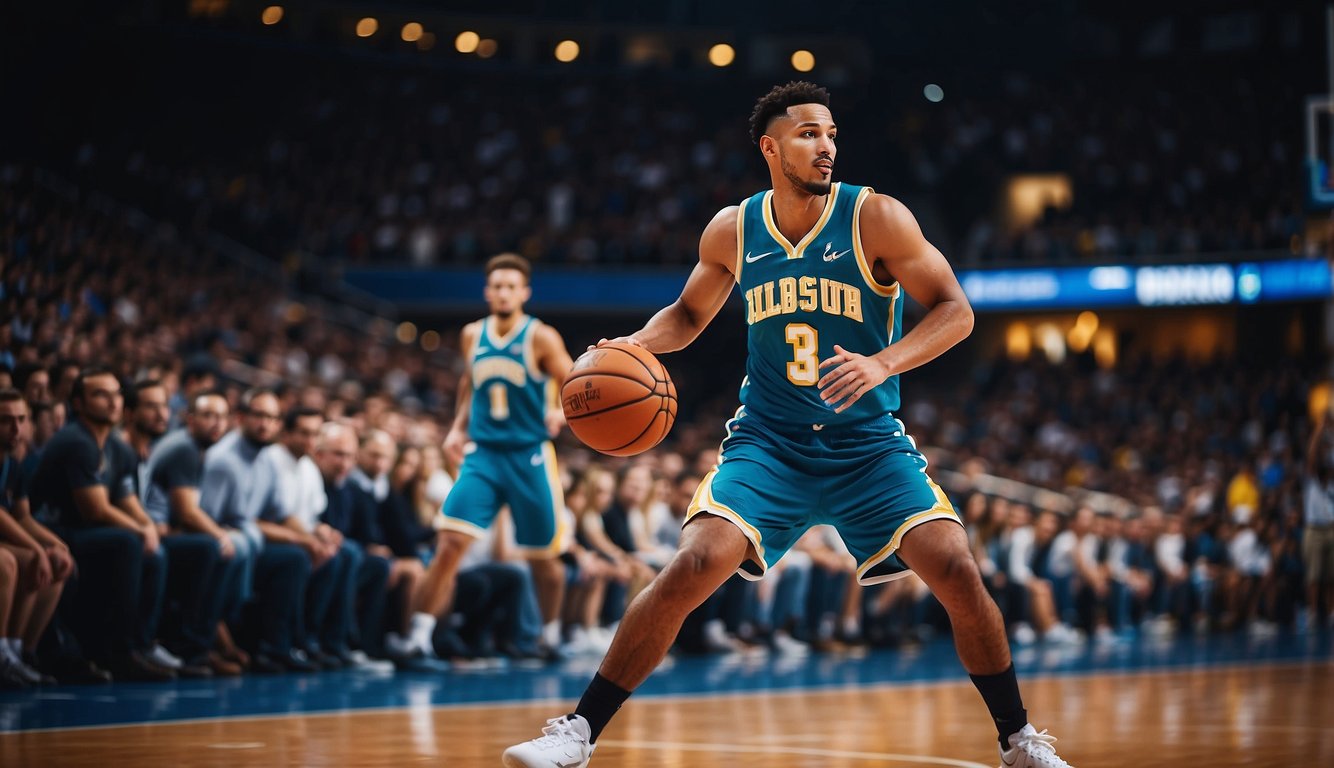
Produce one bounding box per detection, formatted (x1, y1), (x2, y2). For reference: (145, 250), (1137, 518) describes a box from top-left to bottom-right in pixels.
(4, 632), (1331, 767)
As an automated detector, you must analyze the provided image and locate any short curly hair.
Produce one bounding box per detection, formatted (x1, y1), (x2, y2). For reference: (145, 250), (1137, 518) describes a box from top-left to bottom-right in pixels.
(748, 81), (831, 145)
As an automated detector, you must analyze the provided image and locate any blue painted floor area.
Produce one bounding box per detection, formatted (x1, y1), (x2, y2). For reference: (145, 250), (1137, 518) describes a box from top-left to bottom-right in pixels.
(3, 631), (1332, 733)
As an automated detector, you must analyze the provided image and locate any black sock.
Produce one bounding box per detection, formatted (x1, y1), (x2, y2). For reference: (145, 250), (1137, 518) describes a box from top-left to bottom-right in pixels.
(969, 664), (1028, 750)
(572, 672), (632, 743)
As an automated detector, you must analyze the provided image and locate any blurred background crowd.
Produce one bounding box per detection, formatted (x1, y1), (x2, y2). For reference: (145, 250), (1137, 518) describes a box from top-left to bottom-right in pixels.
(3, 0), (1334, 689)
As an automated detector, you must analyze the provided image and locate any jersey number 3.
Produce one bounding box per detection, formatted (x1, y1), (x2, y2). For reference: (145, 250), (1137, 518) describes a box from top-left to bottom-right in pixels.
(785, 323), (818, 386)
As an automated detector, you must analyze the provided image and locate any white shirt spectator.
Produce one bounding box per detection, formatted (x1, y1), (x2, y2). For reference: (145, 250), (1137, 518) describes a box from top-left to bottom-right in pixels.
(1047, 529), (1078, 579)
(263, 443), (327, 533)
(1007, 525), (1037, 586)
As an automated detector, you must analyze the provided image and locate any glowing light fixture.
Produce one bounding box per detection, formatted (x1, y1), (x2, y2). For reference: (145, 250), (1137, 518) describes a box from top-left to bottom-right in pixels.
(708, 43), (735, 67)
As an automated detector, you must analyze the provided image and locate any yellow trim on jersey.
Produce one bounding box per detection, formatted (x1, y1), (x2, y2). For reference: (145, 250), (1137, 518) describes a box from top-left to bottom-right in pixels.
(851, 187), (900, 299)
(734, 197), (748, 284)
(854, 479), (961, 586)
(715, 403), (747, 464)
(685, 469), (767, 579)
(433, 516), (488, 539)
(541, 440), (568, 555)
(484, 314), (529, 350)
(761, 183), (840, 259)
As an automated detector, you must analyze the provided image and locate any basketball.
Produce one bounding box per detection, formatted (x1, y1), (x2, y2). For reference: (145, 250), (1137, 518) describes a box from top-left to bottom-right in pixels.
(561, 342), (677, 457)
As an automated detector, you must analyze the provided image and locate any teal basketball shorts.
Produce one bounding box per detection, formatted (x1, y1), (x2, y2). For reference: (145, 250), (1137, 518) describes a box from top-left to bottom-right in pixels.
(436, 440), (568, 556)
(686, 408), (960, 584)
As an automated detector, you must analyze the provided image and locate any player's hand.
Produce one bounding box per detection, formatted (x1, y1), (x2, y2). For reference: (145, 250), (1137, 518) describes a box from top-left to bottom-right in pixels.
(587, 336), (645, 352)
(817, 344), (893, 413)
(215, 531), (236, 559)
(544, 408), (566, 437)
(442, 427), (468, 471)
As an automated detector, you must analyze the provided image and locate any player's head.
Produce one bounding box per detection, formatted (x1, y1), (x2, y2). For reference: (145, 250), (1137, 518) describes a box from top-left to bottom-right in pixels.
(484, 253), (532, 320)
(749, 81), (835, 196)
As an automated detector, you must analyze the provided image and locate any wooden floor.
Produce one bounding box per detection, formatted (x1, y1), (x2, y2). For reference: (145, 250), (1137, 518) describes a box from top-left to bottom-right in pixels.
(3, 662), (1331, 767)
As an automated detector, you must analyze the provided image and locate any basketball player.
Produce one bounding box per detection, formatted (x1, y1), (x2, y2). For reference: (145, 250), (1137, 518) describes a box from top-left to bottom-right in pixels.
(404, 253), (575, 660)
(505, 83), (1074, 768)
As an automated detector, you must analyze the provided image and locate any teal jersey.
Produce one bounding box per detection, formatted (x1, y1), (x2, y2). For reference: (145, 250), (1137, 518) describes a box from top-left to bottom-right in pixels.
(736, 182), (903, 427)
(468, 315), (552, 448)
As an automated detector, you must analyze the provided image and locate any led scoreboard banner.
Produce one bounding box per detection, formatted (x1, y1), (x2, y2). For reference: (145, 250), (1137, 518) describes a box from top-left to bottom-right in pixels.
(344, 258), (1332, 313)
(957, 259), (1333, 311)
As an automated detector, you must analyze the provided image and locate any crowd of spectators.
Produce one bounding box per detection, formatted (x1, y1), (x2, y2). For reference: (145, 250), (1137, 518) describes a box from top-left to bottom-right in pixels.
(52, 43), (1315, 273)
(905, 67), (1309, 265)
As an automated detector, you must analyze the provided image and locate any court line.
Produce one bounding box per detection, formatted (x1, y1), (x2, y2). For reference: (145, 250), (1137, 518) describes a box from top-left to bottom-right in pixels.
(2, 656), (1327, 736)
(596, 739), (992, 768)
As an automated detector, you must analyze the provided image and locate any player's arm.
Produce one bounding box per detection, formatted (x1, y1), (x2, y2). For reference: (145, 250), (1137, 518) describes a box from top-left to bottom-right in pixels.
(616, 206), (739, 355)
(443, 322), (481, 469)
(535, 324), (575, 388)
(535, 324), (576, 436)
(818, 194), (974, 412)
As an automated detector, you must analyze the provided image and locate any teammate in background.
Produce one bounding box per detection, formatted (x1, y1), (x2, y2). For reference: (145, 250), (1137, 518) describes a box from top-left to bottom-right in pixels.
(408, 254), (575, 659)
(505, 82), (1075, 768)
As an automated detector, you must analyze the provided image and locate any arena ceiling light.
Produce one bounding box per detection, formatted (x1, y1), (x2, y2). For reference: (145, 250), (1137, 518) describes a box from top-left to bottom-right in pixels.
(554, 39), (580, 62)
(455, 30), (480, 53)
(402, 22), (423, 43)
(261, 6), (283, 25)
(708, 43), (735, 67)
(791, 49), (815, 72)
(356, 17), (378, 38)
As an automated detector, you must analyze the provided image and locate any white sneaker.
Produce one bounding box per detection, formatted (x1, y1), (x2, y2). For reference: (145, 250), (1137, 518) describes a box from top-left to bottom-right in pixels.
(1000, 724), (1073, 767)
(385, 632), (418, 658)
(502, 715), (596, 768)
(1011, 623), (1037, 646)
(1042, 624), (1084, 646)
(771, 631), (810, 657)
(146, 644), (183, 670)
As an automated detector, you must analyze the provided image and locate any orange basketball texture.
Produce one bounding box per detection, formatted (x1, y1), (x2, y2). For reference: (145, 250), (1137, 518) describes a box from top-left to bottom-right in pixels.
(561, 342), (677, 457)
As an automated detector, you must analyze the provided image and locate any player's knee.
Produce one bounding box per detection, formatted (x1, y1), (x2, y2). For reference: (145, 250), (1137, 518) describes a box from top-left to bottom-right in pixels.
(933, 551), (985, 597)
(672, 545), (738, 583)
(944, 551), (981, 583)
(0, 548), (17, 582)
